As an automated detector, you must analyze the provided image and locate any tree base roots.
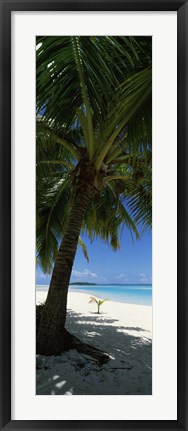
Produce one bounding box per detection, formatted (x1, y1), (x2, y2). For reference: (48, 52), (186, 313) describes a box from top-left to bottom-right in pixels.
(36, 305), (110, 365)
(64, 329), (110, 365)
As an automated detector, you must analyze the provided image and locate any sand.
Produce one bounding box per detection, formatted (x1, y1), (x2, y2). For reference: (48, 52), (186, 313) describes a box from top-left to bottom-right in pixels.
(36, 290), (152, 395)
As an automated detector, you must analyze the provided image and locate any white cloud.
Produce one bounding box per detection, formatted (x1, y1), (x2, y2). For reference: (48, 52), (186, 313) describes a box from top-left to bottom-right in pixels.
(71, 269), (107, 282)
(40, 273), (48, 279)
(36, 267), (48, 279)
(99, 276), (107, 282)
(139, 274), (152, 284)
(116, 274), (125, 279)
(115, 274), (128, 282)
(72, 269), (97, 279)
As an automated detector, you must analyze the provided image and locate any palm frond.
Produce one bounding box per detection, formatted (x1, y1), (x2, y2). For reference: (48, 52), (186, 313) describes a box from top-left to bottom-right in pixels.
(89, 296), (99, 305)
(36, 36), (152, 275)
(72, 37), (94, 158)
(95, 68), (152, 170)
(78, 237), (89, 262)
(99, 298), (109, 305)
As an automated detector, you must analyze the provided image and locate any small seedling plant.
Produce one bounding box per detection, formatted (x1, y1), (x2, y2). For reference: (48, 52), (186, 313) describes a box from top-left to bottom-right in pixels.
(89, 296), (109, 314)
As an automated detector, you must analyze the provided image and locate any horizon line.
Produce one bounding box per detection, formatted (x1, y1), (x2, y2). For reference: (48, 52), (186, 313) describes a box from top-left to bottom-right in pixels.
(36, 283), (152, 286)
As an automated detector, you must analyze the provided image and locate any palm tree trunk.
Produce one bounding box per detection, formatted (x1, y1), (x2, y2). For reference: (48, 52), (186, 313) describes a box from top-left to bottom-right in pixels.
(37, 184), (92, 355)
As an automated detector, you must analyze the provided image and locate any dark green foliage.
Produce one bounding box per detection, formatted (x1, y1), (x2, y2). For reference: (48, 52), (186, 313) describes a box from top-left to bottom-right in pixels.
(36, 36), (152, 274)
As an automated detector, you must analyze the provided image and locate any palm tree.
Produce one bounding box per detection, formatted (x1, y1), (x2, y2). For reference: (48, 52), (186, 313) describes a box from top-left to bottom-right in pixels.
(89, 297), (109, 314)
(36, 36), (152, 357)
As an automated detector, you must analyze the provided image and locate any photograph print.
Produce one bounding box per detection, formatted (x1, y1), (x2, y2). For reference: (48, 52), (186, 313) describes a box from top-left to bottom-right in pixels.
(36, 36), (152, 395)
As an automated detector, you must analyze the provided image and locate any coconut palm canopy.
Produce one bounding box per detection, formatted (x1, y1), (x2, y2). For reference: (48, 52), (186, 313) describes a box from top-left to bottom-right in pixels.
(36, 36), (152, 356)
(36, 36), (152, 272)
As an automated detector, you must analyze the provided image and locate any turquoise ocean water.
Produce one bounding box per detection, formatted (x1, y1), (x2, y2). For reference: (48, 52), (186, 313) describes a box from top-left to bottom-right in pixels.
(36, 284), (152, 306)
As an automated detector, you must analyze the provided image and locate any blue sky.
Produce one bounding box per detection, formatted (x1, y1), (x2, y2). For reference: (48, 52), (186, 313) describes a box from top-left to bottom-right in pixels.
(36, 228), (152, 285)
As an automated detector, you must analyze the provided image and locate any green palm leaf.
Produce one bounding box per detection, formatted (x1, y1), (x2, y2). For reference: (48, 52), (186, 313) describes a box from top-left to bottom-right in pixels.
(36, 36), (152, 274)
(89, 296), (109, 314)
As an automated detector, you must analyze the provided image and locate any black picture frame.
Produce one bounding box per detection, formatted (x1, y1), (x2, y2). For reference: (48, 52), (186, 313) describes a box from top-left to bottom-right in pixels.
(0, 1), (187, 430)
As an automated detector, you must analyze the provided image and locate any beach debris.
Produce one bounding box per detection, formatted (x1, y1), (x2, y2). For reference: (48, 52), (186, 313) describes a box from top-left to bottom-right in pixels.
(89, 296), (109, 314)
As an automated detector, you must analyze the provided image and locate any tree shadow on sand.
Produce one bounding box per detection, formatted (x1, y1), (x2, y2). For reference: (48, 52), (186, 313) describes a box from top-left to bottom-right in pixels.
(36, 309), (152, 396)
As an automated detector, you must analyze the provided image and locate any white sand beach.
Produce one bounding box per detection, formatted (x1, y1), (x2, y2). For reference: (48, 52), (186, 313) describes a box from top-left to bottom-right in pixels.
(36, 291), (152, 395)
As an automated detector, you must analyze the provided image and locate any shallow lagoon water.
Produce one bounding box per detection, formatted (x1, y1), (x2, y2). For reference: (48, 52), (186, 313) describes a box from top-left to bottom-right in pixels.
(36, 284), (152, 306)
